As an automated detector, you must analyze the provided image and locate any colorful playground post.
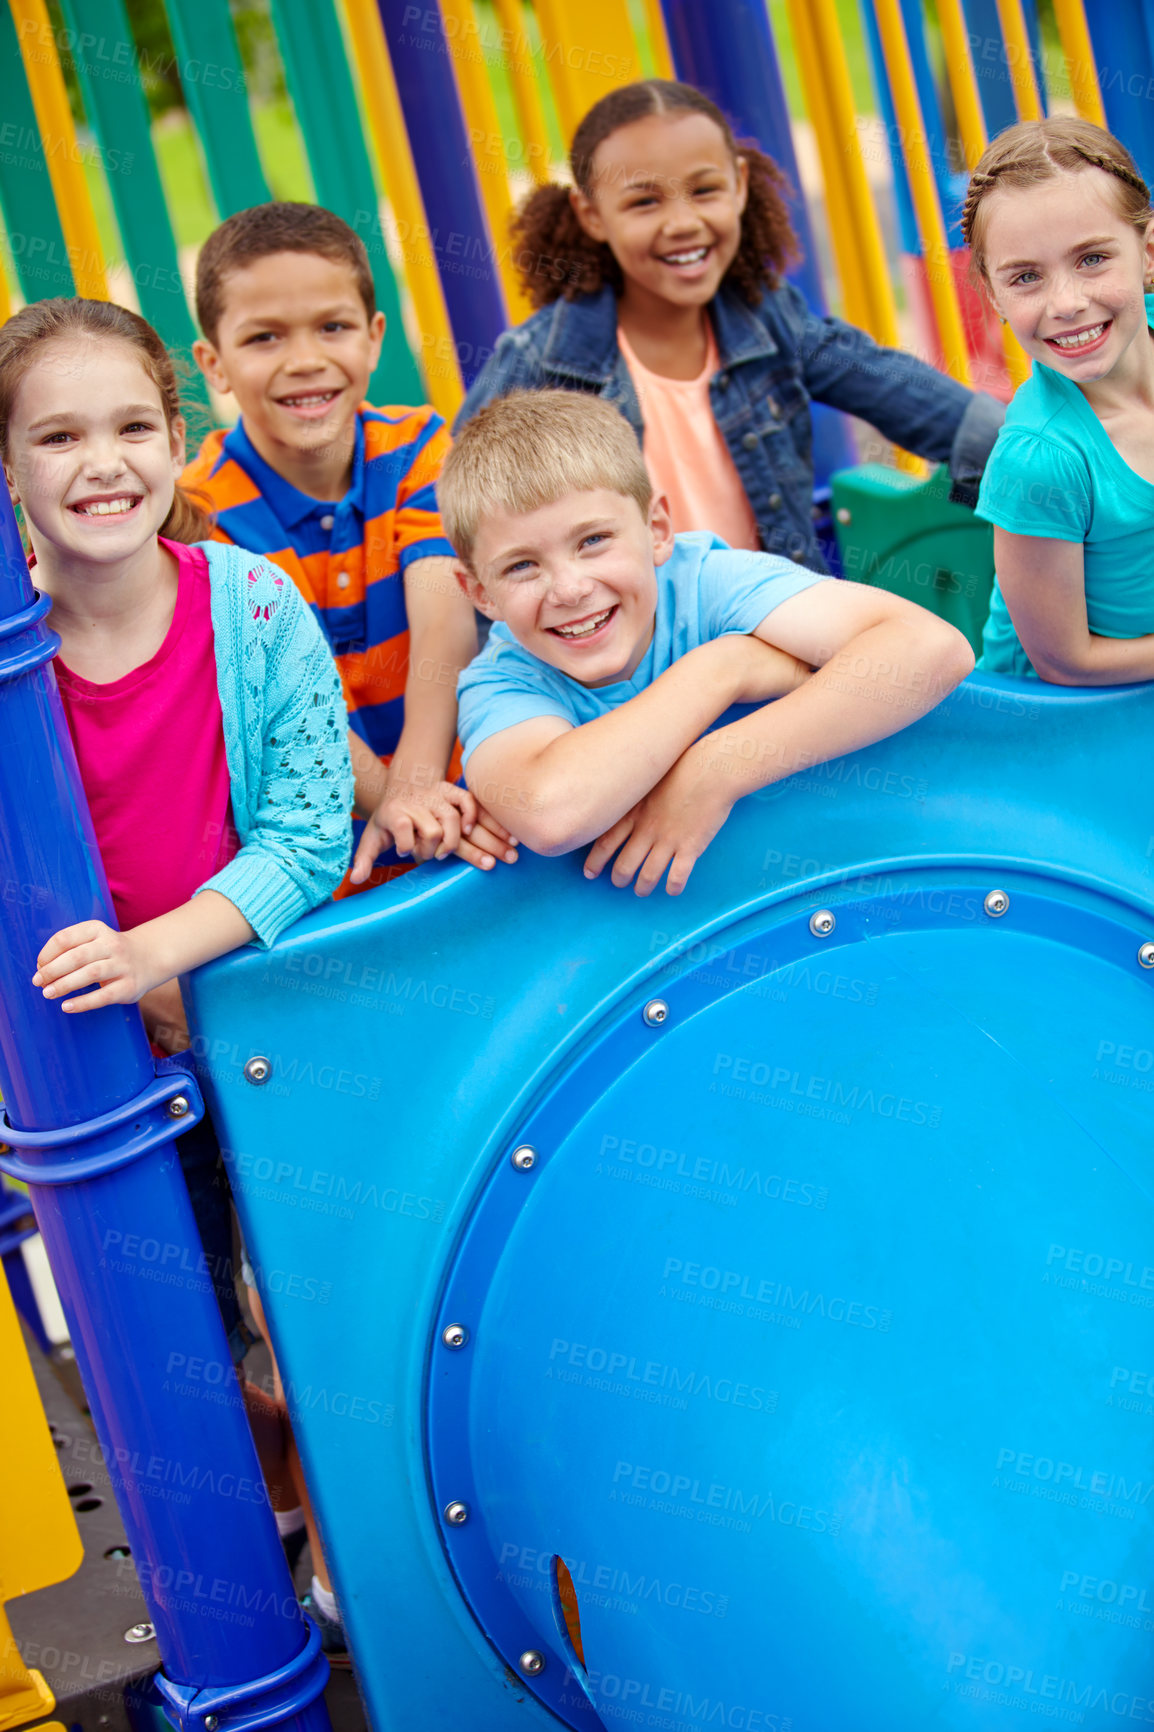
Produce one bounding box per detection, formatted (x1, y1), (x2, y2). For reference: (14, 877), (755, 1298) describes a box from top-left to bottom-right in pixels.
(4, 7), (1154, 1728)
(0, 486), (332, 1732)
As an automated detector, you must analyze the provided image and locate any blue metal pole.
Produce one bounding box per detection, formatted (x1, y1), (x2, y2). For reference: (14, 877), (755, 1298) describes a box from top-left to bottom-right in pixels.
(376, 0), (508, 388)
(659, 0), (855, 483)
(1086, 4), (1154, 192)
(0, 491), (331, 1730)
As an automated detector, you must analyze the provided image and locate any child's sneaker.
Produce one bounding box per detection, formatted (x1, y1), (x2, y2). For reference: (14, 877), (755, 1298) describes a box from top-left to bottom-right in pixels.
(300, 1592), (351, 1670)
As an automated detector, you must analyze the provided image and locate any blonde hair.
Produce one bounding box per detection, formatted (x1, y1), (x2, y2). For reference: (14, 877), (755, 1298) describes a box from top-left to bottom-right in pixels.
(963, 118), (1152, 283)
(439, 390), (652, 565)
(0, 298), (211, 543)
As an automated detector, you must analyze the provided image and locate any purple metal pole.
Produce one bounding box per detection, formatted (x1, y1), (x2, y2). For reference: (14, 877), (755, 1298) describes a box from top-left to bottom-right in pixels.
(376, 0), (508, 387)
(0, 491), (332, 1732)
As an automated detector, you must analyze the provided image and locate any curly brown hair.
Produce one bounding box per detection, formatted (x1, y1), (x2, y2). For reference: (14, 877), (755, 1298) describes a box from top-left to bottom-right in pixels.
(962, 118), (1152, 284)
(510, 79), (799, 310)
(0, 298), (210, 543)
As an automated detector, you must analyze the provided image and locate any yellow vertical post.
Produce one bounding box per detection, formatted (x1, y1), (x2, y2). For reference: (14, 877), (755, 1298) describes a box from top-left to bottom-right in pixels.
(638, 0), (674, 79)
(787, 0), (926, 472)
(994, 0), (1043, 121)
(0, 1263), (82, 1732)
(490, 0), (554, 181)
(937, 0), (1030, 389)
(8, 0), (108, 299)
(534, 0), (642, 139)
(439, 0), (532, 320)
(872, 0), (972, 385)
(1051, 0), (1106, 127)
(785, 0), (900, 345)
(339, 0), (464, 419)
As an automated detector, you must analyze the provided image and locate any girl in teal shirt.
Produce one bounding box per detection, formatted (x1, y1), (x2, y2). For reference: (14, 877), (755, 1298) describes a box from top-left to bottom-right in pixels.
(964, 118), (1154, 683)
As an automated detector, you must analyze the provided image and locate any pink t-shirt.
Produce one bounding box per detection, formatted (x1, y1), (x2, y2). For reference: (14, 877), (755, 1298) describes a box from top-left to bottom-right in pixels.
(618, 323), (760, 553)
(55, 539), (238, 931)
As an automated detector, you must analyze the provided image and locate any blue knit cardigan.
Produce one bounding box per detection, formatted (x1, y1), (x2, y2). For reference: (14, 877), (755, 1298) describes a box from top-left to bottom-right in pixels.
(193, 540), (352, 946)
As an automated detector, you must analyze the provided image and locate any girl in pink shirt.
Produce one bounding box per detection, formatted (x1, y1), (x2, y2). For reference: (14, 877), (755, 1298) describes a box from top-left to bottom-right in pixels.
(0, 296), (353, 1620)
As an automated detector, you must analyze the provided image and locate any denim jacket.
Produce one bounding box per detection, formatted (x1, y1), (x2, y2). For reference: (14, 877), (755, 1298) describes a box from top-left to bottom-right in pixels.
(456, 282), (1005, 572)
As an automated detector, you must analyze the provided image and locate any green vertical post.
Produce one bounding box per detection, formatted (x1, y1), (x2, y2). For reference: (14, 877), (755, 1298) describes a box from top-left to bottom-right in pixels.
(268, 0), (422, 402)
(163, 0), (271, 214)
(56, 0), (208, 408)
(0, 5), (77, 300)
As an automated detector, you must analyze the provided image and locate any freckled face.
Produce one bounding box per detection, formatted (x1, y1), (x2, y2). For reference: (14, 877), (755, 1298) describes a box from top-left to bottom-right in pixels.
(5, 337), (183, 568)
(984, 172), (1154, 383)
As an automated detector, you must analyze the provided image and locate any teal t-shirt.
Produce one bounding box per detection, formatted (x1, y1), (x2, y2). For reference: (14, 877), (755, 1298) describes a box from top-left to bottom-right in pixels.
(975, 293), (1154, 678)
(456, 531), (827, 765)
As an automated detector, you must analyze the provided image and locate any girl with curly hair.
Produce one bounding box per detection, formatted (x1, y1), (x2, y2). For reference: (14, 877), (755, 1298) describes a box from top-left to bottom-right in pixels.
(457, 78), (1004, 569)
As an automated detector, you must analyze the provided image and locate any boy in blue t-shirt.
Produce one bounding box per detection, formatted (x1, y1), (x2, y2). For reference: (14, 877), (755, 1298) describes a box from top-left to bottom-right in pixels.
(443, 392), (974, 895)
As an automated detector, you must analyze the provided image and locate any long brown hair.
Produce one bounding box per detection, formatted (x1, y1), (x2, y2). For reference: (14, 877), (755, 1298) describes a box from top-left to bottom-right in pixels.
(962, 118), (1152, 283)
(0, 297), (211, 543)
(511, 79), (799, 309)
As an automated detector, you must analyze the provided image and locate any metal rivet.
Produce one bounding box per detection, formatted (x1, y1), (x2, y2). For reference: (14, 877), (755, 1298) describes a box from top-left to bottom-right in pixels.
(519, 1651), (545, 1677)
(442, 1323), (469, 1350)
(243, 1056), (271, 1085)
(984, 890), (1009, 918)
(204, 1719), (219, 1731)
(166, 1095), (190, 1118)
(809, 909), (835, 938)
(836, 506), (852, 525)
(124, 1623), (154, 1644)
(642, 998), (669, 1027)
(511, 1144), (536, 1171)
(1139, 942), (1154, 970)
(444, 1501), (469, 1525)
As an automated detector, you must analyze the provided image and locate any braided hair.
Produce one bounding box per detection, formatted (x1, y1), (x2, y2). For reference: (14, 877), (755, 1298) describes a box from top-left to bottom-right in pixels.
(962, 118), (1151, 283)
(510, 79), (798, 309)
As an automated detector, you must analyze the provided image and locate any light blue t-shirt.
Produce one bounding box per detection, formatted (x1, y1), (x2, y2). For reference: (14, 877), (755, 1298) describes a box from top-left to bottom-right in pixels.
(975, 293), (1154, 678)
(456, 531), (827, 764)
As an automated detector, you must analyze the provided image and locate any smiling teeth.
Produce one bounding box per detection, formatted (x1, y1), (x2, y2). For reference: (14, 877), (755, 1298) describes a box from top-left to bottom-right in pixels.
(663, 247), (708, 265)
(78, 498), (136, 515)
(554, 608), (612, 639)
(1051, 324), (1106, 348)
(281, 392), (336, 406)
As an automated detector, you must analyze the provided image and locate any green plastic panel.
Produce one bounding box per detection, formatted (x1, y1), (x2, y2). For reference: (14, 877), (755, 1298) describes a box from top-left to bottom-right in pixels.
(163, 0), (271, 216)
(58, 0), (208, 409)
(831, 463), (995, 655)
(0, 5), (76, 299)
(269, 0), (422, 402)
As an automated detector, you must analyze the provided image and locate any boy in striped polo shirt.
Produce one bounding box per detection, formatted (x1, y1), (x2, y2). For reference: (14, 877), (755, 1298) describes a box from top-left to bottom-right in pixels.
(185, 203), (518, 892)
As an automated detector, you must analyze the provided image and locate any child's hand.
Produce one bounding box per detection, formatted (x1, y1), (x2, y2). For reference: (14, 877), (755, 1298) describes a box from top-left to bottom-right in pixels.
(465, 803), (521, 872)
(582, 742), (733, 896)
(34, 921), (163, 1011)
(351, 782), (519, 881)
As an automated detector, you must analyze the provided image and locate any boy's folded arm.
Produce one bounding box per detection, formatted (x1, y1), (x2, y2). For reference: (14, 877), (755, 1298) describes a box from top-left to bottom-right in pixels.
(992, 529), (1154, 684)
(713, 580), (975, 795)
(584, 582), (973, 897)
(465, 634), (808, 855)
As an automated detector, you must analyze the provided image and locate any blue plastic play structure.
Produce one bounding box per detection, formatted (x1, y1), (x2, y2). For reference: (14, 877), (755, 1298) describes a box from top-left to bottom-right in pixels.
(3, 446), (1153, 1726)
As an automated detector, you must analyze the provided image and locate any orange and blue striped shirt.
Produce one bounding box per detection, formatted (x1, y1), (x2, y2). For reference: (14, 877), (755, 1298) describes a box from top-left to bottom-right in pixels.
(183, 404), (454, 761)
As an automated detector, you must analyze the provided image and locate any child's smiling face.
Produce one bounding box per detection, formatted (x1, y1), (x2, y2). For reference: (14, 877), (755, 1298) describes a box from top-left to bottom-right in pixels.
(4, 337), (183, 570)
(571, 112), (749, 314)
(193, 251), (385, 474)
(983, 170), (1154, 384)
(459, 488), (675, 687)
